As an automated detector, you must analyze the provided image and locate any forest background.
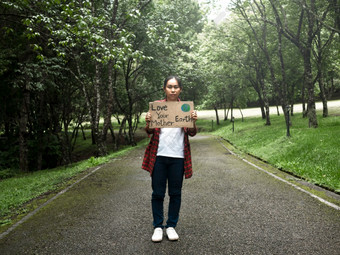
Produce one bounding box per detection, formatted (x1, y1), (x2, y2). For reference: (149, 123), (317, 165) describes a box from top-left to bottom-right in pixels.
(0, 1), (339, 187)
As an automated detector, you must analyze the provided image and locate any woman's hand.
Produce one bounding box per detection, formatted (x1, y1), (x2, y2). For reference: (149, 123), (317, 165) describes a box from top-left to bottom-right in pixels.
(145, 112), (152, 124)
(191, 110), (198, 123)
(145, 112), (154, 133)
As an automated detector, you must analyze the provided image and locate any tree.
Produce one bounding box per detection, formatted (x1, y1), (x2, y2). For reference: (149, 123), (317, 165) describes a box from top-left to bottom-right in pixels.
(0, 0), (205, 172)
(267, 0), (326, 127)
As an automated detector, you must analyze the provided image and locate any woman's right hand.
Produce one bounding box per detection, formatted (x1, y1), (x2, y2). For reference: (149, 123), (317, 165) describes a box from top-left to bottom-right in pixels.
(145, 112), (152, 124)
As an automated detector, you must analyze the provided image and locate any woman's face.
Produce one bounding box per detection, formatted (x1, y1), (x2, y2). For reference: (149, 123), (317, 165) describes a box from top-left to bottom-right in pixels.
(164, 78), (182, 101)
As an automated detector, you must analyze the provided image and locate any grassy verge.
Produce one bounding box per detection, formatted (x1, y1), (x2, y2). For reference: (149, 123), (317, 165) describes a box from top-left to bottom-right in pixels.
(0, 139), (149, 227)
(197, 110), (340, 193)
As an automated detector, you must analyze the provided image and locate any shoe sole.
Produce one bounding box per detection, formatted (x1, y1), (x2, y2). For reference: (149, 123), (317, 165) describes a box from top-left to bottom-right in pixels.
(167, 237), (179, 241)
(166, 234), (179, 241)
(152, 239), (162, 242)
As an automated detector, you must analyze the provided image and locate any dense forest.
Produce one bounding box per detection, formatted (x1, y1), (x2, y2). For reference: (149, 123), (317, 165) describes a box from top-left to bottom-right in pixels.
(1, 0), (339, 173)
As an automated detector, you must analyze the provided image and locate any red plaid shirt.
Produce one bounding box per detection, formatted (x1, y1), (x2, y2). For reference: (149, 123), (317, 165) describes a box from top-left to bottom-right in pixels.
(142, 100), (197, 179)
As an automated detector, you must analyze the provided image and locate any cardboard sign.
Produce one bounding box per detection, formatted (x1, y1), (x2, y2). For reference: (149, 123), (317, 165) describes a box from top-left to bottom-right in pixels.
(149, 101), (194, 128)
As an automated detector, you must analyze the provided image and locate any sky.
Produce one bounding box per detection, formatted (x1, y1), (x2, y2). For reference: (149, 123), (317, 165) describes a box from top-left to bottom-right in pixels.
(197, 0), (233, 24)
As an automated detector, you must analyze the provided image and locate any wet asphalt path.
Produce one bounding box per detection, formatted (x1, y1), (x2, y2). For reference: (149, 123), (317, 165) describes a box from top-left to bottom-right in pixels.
(0, 135), (339, 254)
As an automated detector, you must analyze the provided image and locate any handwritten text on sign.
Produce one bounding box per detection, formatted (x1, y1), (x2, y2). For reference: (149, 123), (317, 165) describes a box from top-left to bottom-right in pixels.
(149, 101), (194, 128)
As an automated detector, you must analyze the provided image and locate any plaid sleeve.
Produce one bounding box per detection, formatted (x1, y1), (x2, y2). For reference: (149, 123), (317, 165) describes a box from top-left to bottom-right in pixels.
(183, 133), (193, 179)
(142, 129), (160, 176)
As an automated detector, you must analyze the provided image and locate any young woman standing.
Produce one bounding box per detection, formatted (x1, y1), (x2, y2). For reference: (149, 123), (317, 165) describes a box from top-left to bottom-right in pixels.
(142, 76), (198, 242)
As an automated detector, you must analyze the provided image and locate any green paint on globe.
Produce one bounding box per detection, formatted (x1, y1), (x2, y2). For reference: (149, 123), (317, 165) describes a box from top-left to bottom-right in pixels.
(181, 104), (190, 112)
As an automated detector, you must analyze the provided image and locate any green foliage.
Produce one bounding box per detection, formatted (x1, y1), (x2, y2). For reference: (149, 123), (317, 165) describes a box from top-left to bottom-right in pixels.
(0, 0), (204, 171)
(0, 169), (20, 180)
(196, 0), (340, 119)
(1, 0), (339, 176)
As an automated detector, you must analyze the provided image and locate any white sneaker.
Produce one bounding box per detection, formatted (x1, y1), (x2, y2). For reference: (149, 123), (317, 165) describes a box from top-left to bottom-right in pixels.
(152, 227), (163, 242)
(166, 227), (179, 241)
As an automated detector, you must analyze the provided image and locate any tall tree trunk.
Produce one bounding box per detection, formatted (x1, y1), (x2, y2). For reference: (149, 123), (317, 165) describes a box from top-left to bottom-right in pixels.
(261, 81), (271, 125)
(214, 106), (220, 125)
(315, 21), (335, 117)
(317, 65), (328, 117)
(268, 0), (319, 127)
(302, 80), (307, 117)
(224, 104), (228, 121)
(277, 27), (291, 136)
(99, 0), (119, 151)
(100, 60), (116, 155)
(259, 99), (266, 120)
(93, 61), (105, 155)
(124, 58), (138, 146)
(19, 85), (30, 172)
(77, 59), (95, 145)
(36, 92), (46, 170)
(118, 117), (127, 148)
(127, 115), (136, 146)
(265, 103), (270, 125)
(230, 98), (234, 122)
(303, 49), (318, 127)
(238, 107), (244, 122)
(236, 1), (274, 124)
(305, 0), (318, 127)
(252, 80), (266, 120)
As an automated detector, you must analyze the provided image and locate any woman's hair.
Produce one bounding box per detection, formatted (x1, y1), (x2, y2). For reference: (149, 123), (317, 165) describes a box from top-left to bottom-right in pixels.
(163, 76), (182, 89)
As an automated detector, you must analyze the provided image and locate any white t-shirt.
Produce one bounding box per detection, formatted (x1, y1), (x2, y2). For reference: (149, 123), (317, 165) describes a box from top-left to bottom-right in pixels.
(157, 128), (185, 158)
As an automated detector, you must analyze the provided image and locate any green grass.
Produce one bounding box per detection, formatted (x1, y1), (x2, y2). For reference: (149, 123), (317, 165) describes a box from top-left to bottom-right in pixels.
(0, 139), (148, 226)
(198, 111), (340, 193)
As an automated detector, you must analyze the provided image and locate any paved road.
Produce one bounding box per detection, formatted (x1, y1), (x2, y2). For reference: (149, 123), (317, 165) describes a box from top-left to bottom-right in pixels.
(1, 135), (339, 254)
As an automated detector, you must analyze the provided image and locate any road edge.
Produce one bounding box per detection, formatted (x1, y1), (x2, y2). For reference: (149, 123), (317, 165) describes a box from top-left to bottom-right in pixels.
(217, 137), (340, 211)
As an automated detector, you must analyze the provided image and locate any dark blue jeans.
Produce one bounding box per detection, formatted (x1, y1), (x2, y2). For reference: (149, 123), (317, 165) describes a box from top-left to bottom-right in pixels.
(152, 156), (184, 229)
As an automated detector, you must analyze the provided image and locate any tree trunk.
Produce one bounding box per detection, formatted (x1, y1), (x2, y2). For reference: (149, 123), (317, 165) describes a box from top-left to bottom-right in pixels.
(302, 81), (307, 117)
(214, 106), (220, 125)
(117, 117), (127, 148)
(100, 60), (116, 154)
(109, 123), (117, 151)
(237, 2), (272, 124)
(62, 118), (72, 165)
(36, 92), (46, 170)
(268, 0), (319, 127)
(260, 102), (266, 120)
(81, 124), (86, 140)
(264, 105), (270, 125)
(318, 66), (328, 117)
(303, 49), (318, 128)
(238, 108), (244, 122)
(229, 97), (235, 123)
(127, 115), (136, 146)
(93, 61), (105, 156)
(224, 104), (228, 121)
(315, 24), (333, 117)
(277, 27), (291, 136)
(19, 86), (30, 172)
(291, 103), (294, 116)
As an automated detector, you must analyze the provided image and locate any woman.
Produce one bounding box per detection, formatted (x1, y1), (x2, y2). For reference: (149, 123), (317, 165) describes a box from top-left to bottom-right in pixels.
(142, 76), (198, 242)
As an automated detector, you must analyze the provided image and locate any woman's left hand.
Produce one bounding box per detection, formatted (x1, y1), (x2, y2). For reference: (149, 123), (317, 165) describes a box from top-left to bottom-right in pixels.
(191, 110), (198, 122)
